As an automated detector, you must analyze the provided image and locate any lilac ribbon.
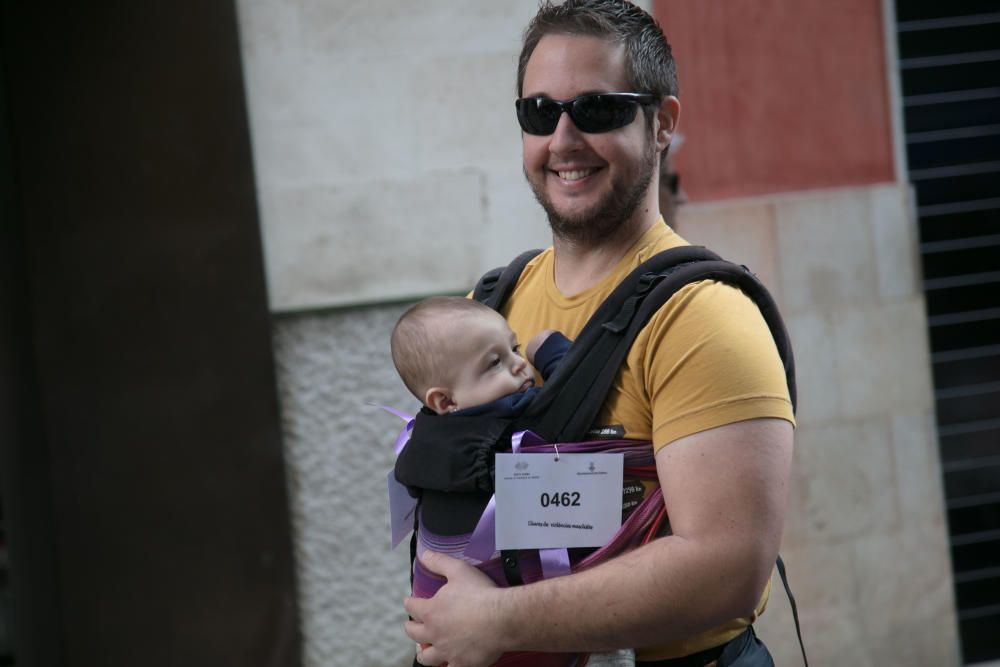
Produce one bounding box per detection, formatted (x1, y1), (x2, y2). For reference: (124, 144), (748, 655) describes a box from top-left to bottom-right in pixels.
(393, 420), (415, 456)
(374, 405), (416, 456)
(465, 495), (498, 561)
(539, 548), (572, 578)
(511, 429), (546, 451)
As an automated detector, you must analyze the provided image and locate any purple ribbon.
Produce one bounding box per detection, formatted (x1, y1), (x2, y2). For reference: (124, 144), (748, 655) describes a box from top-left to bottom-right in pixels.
(465, 495), (497, 561)
(539, 548), (571, 578)
(511, 429), (546, 451)
(374, 405), (416, 455)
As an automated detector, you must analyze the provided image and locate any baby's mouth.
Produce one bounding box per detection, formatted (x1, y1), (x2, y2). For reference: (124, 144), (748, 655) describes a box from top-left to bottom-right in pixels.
(520, 378), (535, 392)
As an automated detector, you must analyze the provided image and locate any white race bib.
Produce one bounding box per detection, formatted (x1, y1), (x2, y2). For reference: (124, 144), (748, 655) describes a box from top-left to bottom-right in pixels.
(494, 452), (624, 549)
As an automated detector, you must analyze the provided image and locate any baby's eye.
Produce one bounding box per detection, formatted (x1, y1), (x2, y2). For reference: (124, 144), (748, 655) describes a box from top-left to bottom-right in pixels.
(512, 344), (522, 355)
(487, 356), (501, 369)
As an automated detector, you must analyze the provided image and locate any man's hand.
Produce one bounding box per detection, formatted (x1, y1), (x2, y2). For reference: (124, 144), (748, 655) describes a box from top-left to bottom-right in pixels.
(403, 551), (507, 667)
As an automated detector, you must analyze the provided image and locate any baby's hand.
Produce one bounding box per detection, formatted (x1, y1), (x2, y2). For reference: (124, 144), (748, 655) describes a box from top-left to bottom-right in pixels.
(525, 329), (556, 365)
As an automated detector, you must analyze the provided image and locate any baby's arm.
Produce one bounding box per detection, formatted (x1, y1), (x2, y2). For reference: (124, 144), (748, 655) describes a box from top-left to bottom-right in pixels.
(525, 329), (557, 366)
(526, 329), (571, 382)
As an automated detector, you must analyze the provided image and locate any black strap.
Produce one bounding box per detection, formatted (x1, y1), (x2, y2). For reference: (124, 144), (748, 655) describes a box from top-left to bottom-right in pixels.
(472, 249), (543, 310)
(520, 247), (719, 440)
(517, 247), (796, 442)
(500, 549), (524, 586)
(776, 555), (809, 667)
(409, 510), (419, 589)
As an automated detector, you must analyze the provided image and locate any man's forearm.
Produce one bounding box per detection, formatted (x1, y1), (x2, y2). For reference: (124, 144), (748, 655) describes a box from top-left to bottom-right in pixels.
(492, 532), (771, 653)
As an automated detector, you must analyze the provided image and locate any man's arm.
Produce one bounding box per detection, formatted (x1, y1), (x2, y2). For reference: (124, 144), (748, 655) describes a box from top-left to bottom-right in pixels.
(404, 417), (793, 667)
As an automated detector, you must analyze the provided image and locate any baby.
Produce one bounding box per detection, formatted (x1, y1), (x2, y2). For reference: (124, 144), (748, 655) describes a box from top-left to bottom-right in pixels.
(390, 296), (567, 416)
(390, 296), (635, 667)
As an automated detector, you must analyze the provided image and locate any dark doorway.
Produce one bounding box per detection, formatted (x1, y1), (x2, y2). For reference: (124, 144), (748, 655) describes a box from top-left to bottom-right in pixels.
(894, 2), (1000, 663)
(0, 3), (301, 665)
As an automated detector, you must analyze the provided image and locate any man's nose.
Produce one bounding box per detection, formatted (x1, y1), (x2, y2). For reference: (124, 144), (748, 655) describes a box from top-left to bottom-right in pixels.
(549, 111), (584, 154)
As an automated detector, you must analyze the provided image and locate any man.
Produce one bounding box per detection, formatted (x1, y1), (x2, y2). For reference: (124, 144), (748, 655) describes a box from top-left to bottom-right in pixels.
(404, 2), (794, 665)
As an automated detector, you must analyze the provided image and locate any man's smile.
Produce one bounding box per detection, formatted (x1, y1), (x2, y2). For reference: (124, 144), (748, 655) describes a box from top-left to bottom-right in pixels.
(557, 168), (597, 181)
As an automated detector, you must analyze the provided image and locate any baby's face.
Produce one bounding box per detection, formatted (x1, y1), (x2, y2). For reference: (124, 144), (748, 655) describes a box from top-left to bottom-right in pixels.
(447, 310), (535, 410)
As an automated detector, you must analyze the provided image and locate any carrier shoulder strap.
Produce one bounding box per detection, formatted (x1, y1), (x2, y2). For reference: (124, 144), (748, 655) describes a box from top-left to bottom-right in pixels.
(515, 246), (796, 442)
(472, 249), (544, 311)
(474, 245), (796, 439)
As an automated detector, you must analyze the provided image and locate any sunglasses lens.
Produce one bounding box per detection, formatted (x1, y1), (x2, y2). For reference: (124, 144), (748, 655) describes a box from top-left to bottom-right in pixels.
(516, 94), (651, 135)
(572, 95), (638, 133)
(516, 98), (563, 135)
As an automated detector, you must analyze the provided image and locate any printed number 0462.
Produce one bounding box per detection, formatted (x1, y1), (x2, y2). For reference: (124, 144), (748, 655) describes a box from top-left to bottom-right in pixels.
(540, 491), (580, 507)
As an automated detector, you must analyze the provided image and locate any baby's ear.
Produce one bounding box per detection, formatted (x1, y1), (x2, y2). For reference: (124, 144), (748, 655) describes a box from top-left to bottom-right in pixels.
(425, 387), (457, 415)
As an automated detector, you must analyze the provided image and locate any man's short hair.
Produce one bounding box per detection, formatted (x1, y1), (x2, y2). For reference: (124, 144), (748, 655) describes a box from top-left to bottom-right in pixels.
(391, 296), (498, 401)
(517, 0), (679, 126)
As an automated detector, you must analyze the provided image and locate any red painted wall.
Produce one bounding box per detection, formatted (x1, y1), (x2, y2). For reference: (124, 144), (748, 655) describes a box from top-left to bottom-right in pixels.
(653, 0), (896, 201)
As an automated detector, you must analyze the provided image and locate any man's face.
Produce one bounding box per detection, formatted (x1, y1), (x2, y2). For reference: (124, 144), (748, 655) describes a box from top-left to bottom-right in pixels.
(445, 311), (534, 411)
(521, 34), (659, 244)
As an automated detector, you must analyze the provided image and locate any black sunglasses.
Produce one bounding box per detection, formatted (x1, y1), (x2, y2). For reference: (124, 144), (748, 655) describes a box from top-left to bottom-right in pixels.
(515, 92), (658, 136)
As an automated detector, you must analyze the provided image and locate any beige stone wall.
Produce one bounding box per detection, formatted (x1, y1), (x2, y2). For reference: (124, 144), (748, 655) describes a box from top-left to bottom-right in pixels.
(675, 183), (961, 667)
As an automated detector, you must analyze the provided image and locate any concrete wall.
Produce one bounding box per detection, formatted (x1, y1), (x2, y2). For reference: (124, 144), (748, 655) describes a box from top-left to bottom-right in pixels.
(237, 2), (959, 666)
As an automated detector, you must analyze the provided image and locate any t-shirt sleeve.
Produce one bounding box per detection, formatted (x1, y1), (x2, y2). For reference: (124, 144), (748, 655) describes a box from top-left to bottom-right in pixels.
(638, 280), (795, 452)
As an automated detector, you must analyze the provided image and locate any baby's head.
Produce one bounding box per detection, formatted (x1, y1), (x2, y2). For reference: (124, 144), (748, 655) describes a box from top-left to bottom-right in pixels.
(391, 296), (535, 415)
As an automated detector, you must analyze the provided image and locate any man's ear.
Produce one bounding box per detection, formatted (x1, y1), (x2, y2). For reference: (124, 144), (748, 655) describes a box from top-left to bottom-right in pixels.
(425, 387), (457, 415)
(655, 95), (681, 153)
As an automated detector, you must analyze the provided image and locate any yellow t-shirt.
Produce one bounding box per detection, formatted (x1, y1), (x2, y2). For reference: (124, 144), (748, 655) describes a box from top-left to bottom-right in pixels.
(501, 222), (795, 660)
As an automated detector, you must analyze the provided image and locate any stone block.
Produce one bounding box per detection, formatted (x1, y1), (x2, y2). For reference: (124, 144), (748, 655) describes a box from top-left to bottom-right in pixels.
(850, 529), (958, 649)
(775, 531), (951, 667)
(831, 298), (934, 419)
(868, 617), (961, 667)
(788, 419), (898, 544)
(782, 310), (841, 425)
(412, 53), (526, 173)
(674, 199), (783, 305)
(869, 183), (921, 302)
(263, 172), (486, 311)
(243, 53), (423, 188)
(890, 410), (948, 535)
(291, 0), (539, 60)
(774, 187), (878, 314)
(761, 540), (874, 667)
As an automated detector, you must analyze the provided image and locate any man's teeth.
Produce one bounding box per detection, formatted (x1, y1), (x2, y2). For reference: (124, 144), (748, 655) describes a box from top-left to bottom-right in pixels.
(558, 169), (594, 181)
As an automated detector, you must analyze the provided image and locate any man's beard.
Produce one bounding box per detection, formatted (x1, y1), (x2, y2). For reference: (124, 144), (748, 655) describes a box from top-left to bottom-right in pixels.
(527, 136), (658, 246)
